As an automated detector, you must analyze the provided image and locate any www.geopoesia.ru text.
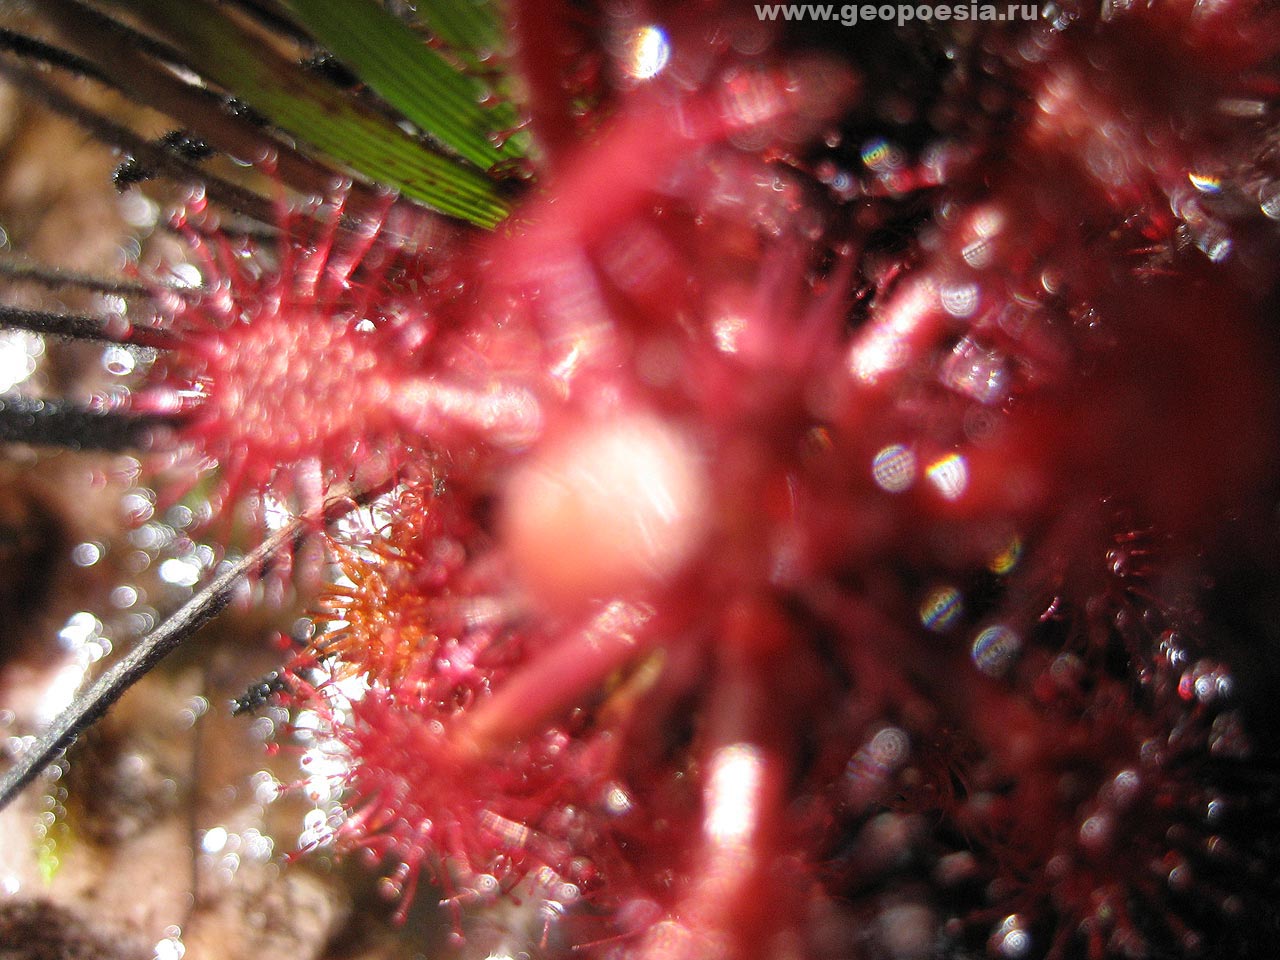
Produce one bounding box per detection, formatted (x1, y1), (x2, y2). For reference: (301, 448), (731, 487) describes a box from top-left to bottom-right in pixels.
(754, 3), (1041, 27)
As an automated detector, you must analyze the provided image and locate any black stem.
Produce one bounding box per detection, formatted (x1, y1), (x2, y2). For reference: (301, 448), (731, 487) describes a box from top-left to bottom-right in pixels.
(0, 304), (178, 350)
(0, 58), (275, 224)
(0, 258), (163, 298)
(225, 0), (311, 44)
(40, 0), (386, 215)
(0, 26), (108, 82)
(0, 522), (297, 812)
(0, 395), (161, 451)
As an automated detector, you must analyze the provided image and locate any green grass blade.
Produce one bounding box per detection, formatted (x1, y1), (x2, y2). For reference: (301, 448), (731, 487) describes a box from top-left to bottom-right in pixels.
(286, 0), (521, 169)
(403, 0), (503, 67)
(114, 0), (508, 226)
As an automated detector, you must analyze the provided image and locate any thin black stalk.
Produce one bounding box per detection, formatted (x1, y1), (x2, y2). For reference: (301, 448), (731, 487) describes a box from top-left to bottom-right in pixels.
(0, 57), (275, 224)
(0, 258), (162, 297)
(0, 481), (371, 814)
(0, 304), (178, 349)
(225, 0), (311, 44)
(0, 522), (297, 812)
(0, 26), (108, 82)
(0, 395), (163, 451)
(41, 0), (386, 214)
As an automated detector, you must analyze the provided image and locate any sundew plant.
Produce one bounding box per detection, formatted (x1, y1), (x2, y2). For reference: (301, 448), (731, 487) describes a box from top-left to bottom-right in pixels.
(2, 2), (1280, 959)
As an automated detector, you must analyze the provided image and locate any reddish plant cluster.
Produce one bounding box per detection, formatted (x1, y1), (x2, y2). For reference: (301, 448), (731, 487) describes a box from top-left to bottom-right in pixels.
(138, 188), (540, 528)
(135, 2), (1280, 958)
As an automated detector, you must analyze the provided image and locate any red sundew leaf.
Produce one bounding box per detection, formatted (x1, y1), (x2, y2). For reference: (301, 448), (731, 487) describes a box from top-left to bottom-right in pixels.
(138, 197), (425, 504)
(134, 187), (544, 521)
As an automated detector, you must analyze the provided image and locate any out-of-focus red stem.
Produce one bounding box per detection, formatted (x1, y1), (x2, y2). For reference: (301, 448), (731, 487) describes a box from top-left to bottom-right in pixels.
(508, 0), (583, 168)
(458, 601), (657, 752)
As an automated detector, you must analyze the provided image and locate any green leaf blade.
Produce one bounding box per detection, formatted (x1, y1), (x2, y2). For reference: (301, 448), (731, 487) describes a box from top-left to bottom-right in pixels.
(114, 0), (508, 226)
(287, 0), (522, 171)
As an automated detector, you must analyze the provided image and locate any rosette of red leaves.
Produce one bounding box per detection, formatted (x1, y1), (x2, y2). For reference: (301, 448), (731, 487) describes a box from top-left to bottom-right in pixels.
(258, 4), (1280, 958)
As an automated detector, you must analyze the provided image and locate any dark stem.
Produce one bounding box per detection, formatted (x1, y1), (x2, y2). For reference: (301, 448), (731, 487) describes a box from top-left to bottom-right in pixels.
(508, 0), (583, 164)
(225, 0), (311, 44)
(0, 304), (178, 350)
(0, 395), (161, 451)
(39, 0), (386, 214)
(0, 57), (275, 224)
(0, 482), (377, 813)
(0, 523), (297, 812)
(0, 258), (164, 298)
(0, 26), (108, 82)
